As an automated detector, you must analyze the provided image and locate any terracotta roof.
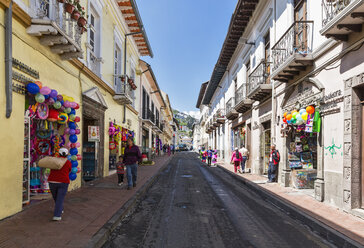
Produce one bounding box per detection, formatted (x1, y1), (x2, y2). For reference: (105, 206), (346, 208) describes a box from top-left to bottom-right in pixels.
(196, 82), (209, 108)
(117, 0), (153, 57)
(202, 0), (259, 105)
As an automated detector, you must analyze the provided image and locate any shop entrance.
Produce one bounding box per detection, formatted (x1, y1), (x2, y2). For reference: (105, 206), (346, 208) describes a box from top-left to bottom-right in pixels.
(261, 122), (271, 174)
(82, 117), (99, 181)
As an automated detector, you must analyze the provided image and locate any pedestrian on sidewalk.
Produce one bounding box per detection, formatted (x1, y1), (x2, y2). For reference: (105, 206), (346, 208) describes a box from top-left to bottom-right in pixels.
(168, 144), (171, 156)
(240, 146), (249, 173)
(230, 147), (242, 174)
(116, 155), (125, 186)
(268, 145), (280, 183)
(123, 137), (142, 190)
(207, 146), (213, 166)
(48, 148), (72, 221)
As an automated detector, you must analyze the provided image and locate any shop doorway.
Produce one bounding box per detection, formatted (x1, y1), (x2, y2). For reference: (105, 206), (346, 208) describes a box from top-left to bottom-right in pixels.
(261, 122), (271, 174)
(82, 117), (99, 181)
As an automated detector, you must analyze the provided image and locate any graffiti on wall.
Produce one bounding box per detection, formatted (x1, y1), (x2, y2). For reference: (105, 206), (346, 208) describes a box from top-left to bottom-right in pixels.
(324, 138), (342, 158)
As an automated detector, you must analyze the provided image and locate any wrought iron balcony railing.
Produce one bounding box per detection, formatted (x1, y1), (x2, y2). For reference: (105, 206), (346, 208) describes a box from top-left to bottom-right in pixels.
(322, 0), (352, 27)
(248, 61), (269, 95)
(272, 21), (314, 72)
(142, 109), (155, 124)
(226, 97), (234, 114)
(235, 84), (247, 106)
(27, 0), (85, 59)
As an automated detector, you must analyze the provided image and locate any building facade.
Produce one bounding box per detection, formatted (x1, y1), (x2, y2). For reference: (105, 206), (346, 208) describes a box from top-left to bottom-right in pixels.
(198, 0), (364, 217)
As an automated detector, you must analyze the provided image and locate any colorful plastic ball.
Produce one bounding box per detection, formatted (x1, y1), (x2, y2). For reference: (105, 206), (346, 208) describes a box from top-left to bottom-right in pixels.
(77, 154), (82, 160)
(287, 119), (291, 124)
(69, 122), (76, 129)
(286, 114), (292, 121)
(291, 118), (297, 124)
(53, 101), (62, 109)
(70, 109), (76, 115)
(76, 142), (81, 148)
(50, 90), (58, 98)
(64, 107), (71, 114)
(60, 100), (64, 105)
(302, 112), (309, 121)
(34, 81), (43, 89)
(69, 129), (76, 135)
(306, 105), (315, 115)
(26, 83), (40, 94)
(296, 114), (303, 122)
(69, 173), (77, 181)
(77, 167), (81, 173)
(64, 127), (70, 134)
(70, 143), (77, 148)
(299, 109), (306, 115)
(40, 86), (51, 95)
(47, 97), (55, 105)
(283, 118), (287, 123)
(283, 112), (287, 118)
(35, 93), (45, 103)
(70, 102), (77, 109)
(67, 155), (72, 161)
(57, 95), (63, 101)
(71, 161), (78, 168)
(70, 147), (78, 155)
(44, 94), (50, 99)
(75, 129), (81, 135)
(292, 112), (298, 118)
(74, 116), (81, 123)
(58, 113), (68, 124)
(71, 167), (78, 174)
(69, 135), (78, 144)
(69, 114), (76, 121)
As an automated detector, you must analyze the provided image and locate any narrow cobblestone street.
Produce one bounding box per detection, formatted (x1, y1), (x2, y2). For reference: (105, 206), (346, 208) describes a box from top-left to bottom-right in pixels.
(103, 152), (334, 248)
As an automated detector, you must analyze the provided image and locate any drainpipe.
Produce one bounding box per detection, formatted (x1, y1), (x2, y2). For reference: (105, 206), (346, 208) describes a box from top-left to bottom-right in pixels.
(5, 1), (13, 118)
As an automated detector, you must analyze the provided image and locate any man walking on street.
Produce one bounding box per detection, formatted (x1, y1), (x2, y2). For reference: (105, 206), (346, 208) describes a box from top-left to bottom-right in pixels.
(207, 146), (213, 166)
(268, 145), (280, 183)
(240, 146), (249, 173)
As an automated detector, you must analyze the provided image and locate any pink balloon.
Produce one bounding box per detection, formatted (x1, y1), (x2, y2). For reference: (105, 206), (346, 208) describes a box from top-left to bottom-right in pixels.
(74, 116), (81, 123)
(64, 101), (71, 108)
(75, 129), (81, 135)
(76, 154), (82, 160)
(40, 86), (51, 95)
(70, 102), (77, 108)
(76, 142), (81, 148)
(77, 167), (81, 173)
(64, 127), (70, 134)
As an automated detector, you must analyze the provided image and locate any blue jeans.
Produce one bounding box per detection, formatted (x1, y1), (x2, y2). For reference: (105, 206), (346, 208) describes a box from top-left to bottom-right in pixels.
(241, 156), (247, 171)
(49, 183), (69, 217)
(126, 164), (138, 187)
(268, 162), (277, 182)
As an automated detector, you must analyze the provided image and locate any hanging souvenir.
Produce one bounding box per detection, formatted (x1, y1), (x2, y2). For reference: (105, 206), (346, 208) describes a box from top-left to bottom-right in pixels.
(37, 103), (49, 120)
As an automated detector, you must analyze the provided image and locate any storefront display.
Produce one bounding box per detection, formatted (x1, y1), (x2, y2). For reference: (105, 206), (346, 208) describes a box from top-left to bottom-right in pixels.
(108, 121), (135, 165)
(282, 105), (321, 189)
(24, 82), (81, 199)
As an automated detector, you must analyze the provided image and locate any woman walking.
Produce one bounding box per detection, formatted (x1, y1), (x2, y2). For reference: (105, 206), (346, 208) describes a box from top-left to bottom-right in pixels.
(167, 144), (171, 156)
(48, 148), (72, 221)
(123, 137), (142, 190)
(230, 147), (242, 174)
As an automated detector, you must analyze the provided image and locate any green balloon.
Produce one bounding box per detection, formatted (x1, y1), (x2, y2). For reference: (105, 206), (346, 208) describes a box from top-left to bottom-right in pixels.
(53, 101), (62, 109)
(71, 155), (77, 161)
(69, 114), (76, 121)
(65, 107), (72, 114)
(35, 93), (45, 103)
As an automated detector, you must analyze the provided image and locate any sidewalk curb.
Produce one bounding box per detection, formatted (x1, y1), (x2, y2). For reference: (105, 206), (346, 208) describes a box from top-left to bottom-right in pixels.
(217, 164), (364, 248)
(85, 156), (173, 248)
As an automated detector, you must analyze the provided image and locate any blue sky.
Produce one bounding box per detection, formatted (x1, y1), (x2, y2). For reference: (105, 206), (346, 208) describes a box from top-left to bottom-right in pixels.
(137, 0), (237, 117)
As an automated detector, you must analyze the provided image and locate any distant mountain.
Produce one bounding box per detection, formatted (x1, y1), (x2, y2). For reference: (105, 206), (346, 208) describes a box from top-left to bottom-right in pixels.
(173, 109), (197, 133)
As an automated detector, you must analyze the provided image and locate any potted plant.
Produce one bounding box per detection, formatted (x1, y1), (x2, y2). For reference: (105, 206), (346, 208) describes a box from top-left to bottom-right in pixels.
(76, 3), (87, 26)
(71, 9), (80, 21)
(128, 78), (133, 85)
(64, 0), (75, 14)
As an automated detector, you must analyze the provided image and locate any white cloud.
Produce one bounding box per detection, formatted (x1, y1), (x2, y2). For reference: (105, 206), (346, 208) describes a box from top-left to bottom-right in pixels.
(183, 110), (201, 119)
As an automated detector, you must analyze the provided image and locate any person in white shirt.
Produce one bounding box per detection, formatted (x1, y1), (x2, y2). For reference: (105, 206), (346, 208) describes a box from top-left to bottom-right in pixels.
(239, 146), (249, 173)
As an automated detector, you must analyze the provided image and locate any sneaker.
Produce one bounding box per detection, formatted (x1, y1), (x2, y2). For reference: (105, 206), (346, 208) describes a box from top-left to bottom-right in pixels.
(52, 216), (61, 221)
(118, 183), (123, 186)
(127, 187), (132, 190)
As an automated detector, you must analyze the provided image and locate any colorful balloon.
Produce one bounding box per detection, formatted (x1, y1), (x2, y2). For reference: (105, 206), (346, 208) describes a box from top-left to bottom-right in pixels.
(58, 113), (68, 124)
(57, 95), (63, 101)
(53, 101), (62, 109)
(74, 116), (81, 123)
(69, 134), (78, 143)
(299, 109), (306, 115)
(75, 129), (81, 135)
(34, 81), (43, 89)
(40, 86), (51, 95)
(71, 167), (78, 173)
(77, 167), (81, 173)
(76, 154), (82, 160)
(50, 89), (58, 98)
(76, 142), (81, 148)
(69, 129), (76, 135)
(283, 112), (287, 118)
(64, 127), (70, 134)
(302, 112), (308, 121)
(283, 117), (287, 123)
(70, 148), (78, 155)
(286, 114), (292, 121)
(35, 93), (45, 103)
(69, 122), (76, 129)
(74, 103), (80, 110)
(306, 105), (315, 115)
(26, 83), (40, 94)
(69, 173), (77, 181)
(71, 155), (77, 161)
(64, 101), (71, 108)
(69, 114), (76, 121)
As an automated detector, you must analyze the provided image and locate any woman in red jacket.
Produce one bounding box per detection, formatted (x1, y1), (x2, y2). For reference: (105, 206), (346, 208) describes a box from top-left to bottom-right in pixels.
(47, 148), (72, 221)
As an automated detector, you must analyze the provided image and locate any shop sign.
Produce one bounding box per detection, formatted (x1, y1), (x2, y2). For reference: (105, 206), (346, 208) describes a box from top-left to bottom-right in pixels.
(320, 90), (343, 116)
(88, 126), (100, 142)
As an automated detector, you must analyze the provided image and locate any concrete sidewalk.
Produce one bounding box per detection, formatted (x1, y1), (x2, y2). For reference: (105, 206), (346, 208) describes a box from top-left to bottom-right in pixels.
(0, 155), (173, 248)
(217, 160), (364, 245)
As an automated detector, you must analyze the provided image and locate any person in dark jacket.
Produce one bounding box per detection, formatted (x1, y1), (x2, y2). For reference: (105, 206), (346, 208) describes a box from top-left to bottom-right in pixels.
(48, 148), (72, 221)
(123, 137), (142, 190)
(268, 145), (280, 183)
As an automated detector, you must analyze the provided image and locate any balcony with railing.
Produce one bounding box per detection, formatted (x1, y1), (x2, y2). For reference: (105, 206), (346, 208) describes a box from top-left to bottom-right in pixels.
(271, 21), (314, 83)
(27, 0), (87, 60)
(321, 0), (364, 41)
(226, 97), (239, 120)
(247, 60), (272, 101)
(215, 109), (226, 125)
(113, 77), (133, 105)
(234, 84), (253, 113)
(142, 109), (155, 126)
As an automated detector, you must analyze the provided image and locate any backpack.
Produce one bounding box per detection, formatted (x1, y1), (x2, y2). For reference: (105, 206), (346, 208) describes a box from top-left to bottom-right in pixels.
(274, 150), (280, 163)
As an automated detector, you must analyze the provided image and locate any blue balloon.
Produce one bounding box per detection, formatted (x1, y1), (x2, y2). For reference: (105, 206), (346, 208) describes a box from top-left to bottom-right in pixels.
(70, 109), (76, 115)
(67, 155), (72, 161)
(44, 94), (50, 99)
(69, 173), (77, 181)
(26, 83), (40, 94)
(71, 160), (78, 168)
(70, 147), (78, 155)
(71, 167), (78, 173)
(60, 100), (64, 105)
(52, 97), (57, 102)
(69, 134), (78, 143)
(68, 122), (76, 130)
(287, 119), (291, 124)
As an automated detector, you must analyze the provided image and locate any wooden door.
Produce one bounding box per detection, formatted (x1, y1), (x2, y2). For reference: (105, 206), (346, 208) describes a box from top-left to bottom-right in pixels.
(294, 0), (307, 52)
